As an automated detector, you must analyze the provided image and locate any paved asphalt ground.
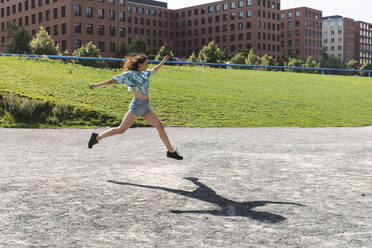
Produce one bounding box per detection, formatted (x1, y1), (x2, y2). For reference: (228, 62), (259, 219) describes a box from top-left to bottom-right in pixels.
(0, 127), (371, 248)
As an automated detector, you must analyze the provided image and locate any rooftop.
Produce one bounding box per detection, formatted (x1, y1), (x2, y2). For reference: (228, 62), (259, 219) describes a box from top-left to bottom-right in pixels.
(128, 0), (167, 8)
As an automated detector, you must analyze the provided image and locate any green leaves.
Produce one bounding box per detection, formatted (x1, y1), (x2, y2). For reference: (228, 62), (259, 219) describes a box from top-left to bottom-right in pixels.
(29, 26), (59, 55)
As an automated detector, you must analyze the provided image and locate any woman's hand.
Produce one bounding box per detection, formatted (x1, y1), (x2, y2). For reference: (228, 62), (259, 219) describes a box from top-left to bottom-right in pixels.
(162, 56), (170, 64)
(89, 84), (97, 90)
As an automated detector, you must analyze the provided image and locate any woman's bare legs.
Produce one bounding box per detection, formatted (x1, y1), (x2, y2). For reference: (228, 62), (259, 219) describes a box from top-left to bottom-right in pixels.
(97, 111), (138, 142)
(143, 110), (175, 152)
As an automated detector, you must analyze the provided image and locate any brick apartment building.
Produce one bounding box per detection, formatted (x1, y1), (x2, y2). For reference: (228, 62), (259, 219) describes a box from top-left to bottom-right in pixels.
(0, 0), (282, 59)
(0, 0), (173, 57)
(1, 0), (369, 65)
(280, 7), (323, 61)
(171, 0), (282, 58)
(354, 21), (372, 65)
(322, 16), (355, 63)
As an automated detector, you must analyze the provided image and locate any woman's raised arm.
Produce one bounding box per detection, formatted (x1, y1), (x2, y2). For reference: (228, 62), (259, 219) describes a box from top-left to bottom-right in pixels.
(152, 56), (169, 73)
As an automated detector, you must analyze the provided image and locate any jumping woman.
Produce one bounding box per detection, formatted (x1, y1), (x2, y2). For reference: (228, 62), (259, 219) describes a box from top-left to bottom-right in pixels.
(88, 54), (183, 160)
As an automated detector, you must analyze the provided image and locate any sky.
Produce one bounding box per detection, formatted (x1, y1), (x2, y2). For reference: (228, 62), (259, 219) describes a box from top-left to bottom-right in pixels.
(164, 0), (372, 23)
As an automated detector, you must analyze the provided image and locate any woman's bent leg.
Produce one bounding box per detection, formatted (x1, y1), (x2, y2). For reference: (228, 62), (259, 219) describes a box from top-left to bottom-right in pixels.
(143, 110), (175, 152)
(97, 111), (138, 142)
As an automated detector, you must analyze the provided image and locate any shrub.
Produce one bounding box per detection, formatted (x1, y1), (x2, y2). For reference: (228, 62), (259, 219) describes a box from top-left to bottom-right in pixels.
(128, 37), (150, 55)
(187, 52), (198, 66)
(245, 49), (261, 67)
(155, 44), (174, 61)
(4, 22), (31, 54)
(230, 53), (246, 69)
(108, 42), (128, 68)
(30, 26), (59, 55)
(1, 92), (53, 122)
(198, 41), (221, 64)
(360, 63), (372, 77)
(286, 58), (304, 72)
(304, 56), (320, 73)
(260, 54), (278, 71)
(72, 41), (104, 68)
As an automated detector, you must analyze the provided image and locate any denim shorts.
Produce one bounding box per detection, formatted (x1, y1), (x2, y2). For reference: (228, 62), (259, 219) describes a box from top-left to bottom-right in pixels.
(129, 97), (151, 116)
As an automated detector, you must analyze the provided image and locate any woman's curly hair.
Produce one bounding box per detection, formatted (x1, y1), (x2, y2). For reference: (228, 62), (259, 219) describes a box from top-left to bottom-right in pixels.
(123, 54), (148, 72)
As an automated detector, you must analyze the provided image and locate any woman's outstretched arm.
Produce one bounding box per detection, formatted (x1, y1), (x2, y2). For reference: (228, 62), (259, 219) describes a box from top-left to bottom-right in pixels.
(89, 79), (116, 90)
(152, 55), (169, 73)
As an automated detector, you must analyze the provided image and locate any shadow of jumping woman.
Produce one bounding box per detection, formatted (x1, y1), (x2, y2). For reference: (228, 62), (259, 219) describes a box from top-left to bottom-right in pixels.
(108, 177), (305, 223)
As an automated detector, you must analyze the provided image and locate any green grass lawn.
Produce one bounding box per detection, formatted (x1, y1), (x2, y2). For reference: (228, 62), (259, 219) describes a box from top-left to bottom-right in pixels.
(1, 56), (372, 127)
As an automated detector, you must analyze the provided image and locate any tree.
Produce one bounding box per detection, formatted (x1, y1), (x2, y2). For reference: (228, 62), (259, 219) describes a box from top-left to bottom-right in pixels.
(29, 26), (59, 55)
(155, 44), (174, 61)
(360, 62), (372, 77)
(346, 59), (358, 69)
(4, 22), (31, 54)
(320, 56), (345, 75)
(245, 49), (261, 66)
(187, 52), (198, 62)
(304, 56), (320, 73)
(128, 36), (150, 55)
(286, 57), (303, 72)
(108, 41), (128, 68)
(72, 41), (104, 68)
(278, 51), (289, 67)
(230, 53), (246, 69)
(219, 48), (231, 63)
(198, 41), (221, 64)
(239, 48), (251, 57)
(260, 54), (277, 71)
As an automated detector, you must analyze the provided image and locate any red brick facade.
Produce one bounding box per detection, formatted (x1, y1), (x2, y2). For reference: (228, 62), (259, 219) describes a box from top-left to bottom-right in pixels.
(280, 7), (322, 61)
(172, 0), (281, 58)
(1, 0), (370, 65)
(0, 0), (282, 59)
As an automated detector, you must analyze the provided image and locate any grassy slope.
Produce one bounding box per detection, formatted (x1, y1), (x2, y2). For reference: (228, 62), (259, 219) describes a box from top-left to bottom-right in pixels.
(1, 56), (372, 127)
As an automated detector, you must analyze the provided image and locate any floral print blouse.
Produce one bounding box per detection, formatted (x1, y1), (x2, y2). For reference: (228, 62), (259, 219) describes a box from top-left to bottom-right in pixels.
(112, 69), (155, 96)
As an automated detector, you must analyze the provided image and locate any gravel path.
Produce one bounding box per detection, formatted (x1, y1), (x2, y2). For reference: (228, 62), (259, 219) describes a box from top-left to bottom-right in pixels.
(1, 127), (371, 247)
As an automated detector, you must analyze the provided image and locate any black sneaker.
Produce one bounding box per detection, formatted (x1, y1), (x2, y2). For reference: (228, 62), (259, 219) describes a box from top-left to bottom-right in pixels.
(167, 151), (183, 160)
(88, 133), (99, 149)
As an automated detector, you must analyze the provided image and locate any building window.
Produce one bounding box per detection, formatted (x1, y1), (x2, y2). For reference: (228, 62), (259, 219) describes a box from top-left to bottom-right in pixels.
(110, 42), (116, 53)
(120, 11), (125, 21)
(74, 22), (81, 33)
(98, 41), (105, 52)
(74, 39), (82, 50)
(109, 10), (115, 20)
(61, 23), (66, 34)
(87, 24), (93, 34)
(61, 6), (65, 17)
(74, 5), (81, 16)
(98, 8), (104, 19)
(62, 40), (66, 51)
(98, 24), (105, 35)
(53, 24), (58, 35)
(87, 7), (93, 17)
(120, 27), (126, 37)
(109, 26), (115, 36)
